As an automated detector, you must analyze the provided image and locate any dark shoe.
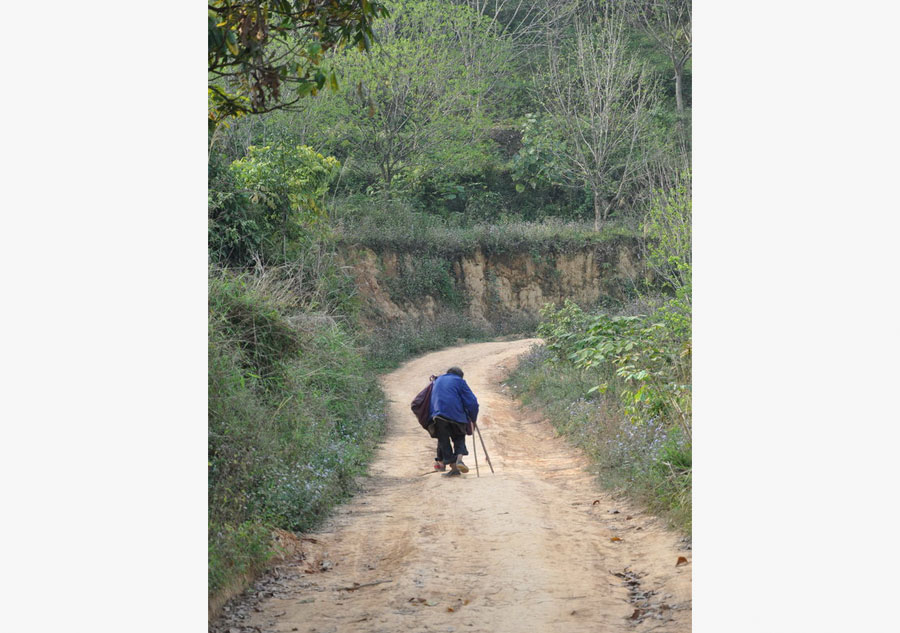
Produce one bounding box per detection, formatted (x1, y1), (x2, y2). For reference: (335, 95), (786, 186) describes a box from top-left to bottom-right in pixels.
(455, 458), (469, 473)
(442, 466), (461, 477)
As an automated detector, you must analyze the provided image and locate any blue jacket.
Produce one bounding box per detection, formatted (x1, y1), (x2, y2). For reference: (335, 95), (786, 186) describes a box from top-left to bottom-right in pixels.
(429, 373), (479, 425)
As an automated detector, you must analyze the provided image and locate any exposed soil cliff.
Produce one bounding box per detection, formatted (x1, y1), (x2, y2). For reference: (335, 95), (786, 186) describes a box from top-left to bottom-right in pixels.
(339, 238), (645, 324)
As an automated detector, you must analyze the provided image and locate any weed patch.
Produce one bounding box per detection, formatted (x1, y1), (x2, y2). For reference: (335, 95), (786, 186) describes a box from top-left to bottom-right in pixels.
(208, 269), (387, 596)
(332, 196), (639, 258)
(382, 255), (464, 308)
(506, 305), (691, 533)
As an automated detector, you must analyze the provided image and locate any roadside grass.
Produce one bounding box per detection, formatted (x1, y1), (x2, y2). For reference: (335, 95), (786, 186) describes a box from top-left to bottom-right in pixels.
(506, 343), (691, 534)
(207, 206), (625, 609)
(208, 264), (538, 607)
(208, 270), (387, 599)
(331, 196), (639, 257)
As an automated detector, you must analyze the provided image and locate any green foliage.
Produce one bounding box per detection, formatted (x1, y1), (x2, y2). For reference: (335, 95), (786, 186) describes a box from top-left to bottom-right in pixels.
(316, 0), (509, 194)
(332, 196), (639, 257)
(208, 0), (389, 125)
(533, 5), (660, 229)
(208, 269), (386, 595)
(622, 0), (692, 112)
(625, 26), (692, 112)
(522, 164), (693, 523)
(208, 520), (272, 594)
(507, 340), (691, 533)
(209, 151), (269, 265)
(531, 176), (693, 448)
(231, 143), (339, 222)
(383, 256), (463, 308)
(210, 0), (690, 228)
(643, 170), (692, 294)
(206, 0), (694, 598)
(539, 299), (691, 441)
(510, 112), (564, 193)
(229, 143), (340, 260)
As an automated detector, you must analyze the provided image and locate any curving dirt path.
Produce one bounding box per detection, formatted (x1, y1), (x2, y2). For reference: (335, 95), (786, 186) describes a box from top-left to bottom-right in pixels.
(223, 339), (691, 633)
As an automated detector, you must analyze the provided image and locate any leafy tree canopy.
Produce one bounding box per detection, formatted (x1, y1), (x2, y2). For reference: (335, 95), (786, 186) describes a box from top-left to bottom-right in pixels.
(208, 0), (390, 126)
(230, 143), (341, 259)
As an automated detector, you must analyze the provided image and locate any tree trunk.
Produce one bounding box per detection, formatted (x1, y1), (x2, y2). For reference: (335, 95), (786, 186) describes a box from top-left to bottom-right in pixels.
(593, 191), (617, 232)
(282, 207), (288, 261)
(593, 193), (605, 232)
(380, 162), (393, 201)
(674, 59), (684, 113)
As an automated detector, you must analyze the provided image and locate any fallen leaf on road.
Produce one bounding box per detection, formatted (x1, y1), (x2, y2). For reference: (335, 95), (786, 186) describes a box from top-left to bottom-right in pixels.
(447, 607), (455, 612)
(610, 537), (622, 542)
(592, 500), (600, 505)
(676, 556), (689, 566)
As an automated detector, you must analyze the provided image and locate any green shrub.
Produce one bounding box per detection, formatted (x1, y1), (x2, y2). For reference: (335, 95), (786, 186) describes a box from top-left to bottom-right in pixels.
(331, 195), (640, 258)
(208, 152), (269, 266)
(508, 291), (692, 534)
(382, 256), (463, 308)
(208, 521), (272, 595)
(208, 268), (387, 595)
(538, 298), (691, 441)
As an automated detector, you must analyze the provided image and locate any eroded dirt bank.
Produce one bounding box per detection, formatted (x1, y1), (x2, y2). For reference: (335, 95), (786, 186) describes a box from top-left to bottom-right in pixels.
(212, 340), (691, 633)
(339, 243), (645, 324)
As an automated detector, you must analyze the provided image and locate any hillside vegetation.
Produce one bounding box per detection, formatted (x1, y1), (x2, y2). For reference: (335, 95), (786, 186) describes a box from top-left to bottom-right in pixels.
(208, 0), (691, 605)
(208, 266), (386, 595)
(507, 176), (692, 532)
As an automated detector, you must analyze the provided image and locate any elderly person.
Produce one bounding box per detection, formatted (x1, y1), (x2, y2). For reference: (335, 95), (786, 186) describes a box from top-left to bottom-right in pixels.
(429, 366), (479, 477)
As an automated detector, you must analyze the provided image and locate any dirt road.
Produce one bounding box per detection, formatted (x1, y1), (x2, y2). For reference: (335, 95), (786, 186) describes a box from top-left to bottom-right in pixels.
(220, 339), (691, 633)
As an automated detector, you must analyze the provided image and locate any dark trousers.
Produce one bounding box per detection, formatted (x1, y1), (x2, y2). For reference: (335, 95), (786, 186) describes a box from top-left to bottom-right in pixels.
(434, 415), (468, 464)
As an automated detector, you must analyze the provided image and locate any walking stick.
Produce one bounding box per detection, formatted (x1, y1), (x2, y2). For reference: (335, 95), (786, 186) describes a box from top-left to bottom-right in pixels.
(472, 427), (480, 477)
(473, 421), (494, 474)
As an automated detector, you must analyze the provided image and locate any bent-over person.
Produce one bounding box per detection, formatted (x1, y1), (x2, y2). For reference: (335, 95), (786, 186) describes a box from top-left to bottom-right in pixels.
(429, 366), (479, 477)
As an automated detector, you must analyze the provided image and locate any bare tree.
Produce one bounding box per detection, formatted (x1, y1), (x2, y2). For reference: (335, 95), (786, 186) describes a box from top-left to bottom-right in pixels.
(450, 0), (573, 50)
(336, 1), (497, 194)
(639, 133), (691, 199)
(624, 0), (692, 113)
(541, 3), (658, 230)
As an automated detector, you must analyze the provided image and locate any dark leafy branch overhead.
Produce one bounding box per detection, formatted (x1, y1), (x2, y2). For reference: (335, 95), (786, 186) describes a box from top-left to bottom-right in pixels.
(208, 0), (390, 125)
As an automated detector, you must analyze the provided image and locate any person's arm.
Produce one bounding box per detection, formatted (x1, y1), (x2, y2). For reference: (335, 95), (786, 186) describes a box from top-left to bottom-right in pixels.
(459, 380), (479, 423)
